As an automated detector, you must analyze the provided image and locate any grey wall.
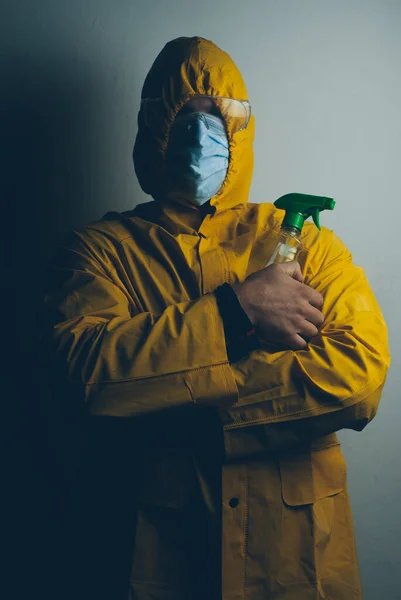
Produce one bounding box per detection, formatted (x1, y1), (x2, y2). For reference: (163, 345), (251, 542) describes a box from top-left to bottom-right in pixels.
(2, 1), (400, 598)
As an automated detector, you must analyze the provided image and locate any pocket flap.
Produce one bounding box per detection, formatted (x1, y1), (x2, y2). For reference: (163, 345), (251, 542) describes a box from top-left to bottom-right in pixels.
(279, 443), (346, 506)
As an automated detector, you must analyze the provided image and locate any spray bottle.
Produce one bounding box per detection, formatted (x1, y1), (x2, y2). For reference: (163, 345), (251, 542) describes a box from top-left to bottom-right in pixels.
(265, 193), (336, 266)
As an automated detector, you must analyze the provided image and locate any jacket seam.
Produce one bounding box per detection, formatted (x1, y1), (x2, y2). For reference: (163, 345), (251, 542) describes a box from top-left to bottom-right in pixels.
(220, 246), (231, 284)
(220, 361), (233, 398)
(223, 376), (385, 430)
(210, 294), (229, 395)
(243, 468), (250, 598)
(84, 361), (230, 386)
(237, 355), (387, 407)
(211, 292), (233, 395)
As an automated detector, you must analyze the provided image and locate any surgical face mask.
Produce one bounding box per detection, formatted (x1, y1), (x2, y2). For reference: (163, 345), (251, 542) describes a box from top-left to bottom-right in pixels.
(166, 112), (229, 206)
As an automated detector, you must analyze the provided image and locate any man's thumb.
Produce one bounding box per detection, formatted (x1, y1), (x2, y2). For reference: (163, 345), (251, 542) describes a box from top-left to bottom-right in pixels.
(279, 260), (304, 283)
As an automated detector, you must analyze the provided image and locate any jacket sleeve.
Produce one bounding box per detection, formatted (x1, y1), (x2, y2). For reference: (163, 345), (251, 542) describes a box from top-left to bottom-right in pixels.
(219, 229), (390, 454)
(43, 231), (238, 417)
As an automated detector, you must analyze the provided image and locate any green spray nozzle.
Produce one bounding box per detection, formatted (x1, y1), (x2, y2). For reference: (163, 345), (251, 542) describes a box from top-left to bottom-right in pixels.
(274, 193), (336, 232)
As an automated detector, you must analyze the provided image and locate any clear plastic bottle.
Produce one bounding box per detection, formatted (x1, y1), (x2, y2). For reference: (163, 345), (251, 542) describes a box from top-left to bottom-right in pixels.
(264, 193), (335, 267)
(265, 226), (302, 267)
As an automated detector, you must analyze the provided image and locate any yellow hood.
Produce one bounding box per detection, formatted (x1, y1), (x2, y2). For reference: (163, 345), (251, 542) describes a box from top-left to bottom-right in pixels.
(133, 36), (255, 214)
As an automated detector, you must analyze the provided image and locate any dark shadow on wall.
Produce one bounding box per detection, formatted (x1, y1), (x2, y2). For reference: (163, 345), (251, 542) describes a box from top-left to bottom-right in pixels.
(0, 53), (132, 599)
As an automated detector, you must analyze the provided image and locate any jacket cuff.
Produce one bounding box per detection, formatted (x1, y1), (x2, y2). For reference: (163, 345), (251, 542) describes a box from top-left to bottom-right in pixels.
(214, 283), (258, 362)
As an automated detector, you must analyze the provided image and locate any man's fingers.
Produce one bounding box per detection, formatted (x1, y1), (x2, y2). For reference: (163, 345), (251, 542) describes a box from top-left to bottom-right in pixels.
(304, 305), (325, 328)
(276, 260), (304, 283)
(287, 333), (308, 350)
(300, 320), (320, 340)
(307, 288), (324, 309)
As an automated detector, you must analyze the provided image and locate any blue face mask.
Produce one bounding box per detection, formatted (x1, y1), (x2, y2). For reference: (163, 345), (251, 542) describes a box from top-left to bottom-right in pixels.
(166, 112), (229, 206)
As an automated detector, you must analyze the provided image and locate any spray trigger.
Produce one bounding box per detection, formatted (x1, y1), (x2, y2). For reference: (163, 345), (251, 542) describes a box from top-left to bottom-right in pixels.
(311, 208), (321, 230)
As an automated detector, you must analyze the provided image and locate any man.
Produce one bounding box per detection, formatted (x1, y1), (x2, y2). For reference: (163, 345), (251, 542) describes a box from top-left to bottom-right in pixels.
(44, 37), (390, 600)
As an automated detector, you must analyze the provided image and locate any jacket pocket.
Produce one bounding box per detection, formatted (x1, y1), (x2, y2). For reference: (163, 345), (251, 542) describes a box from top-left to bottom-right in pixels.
(279, 440), (346, 507)
(277, 441), (354, 586)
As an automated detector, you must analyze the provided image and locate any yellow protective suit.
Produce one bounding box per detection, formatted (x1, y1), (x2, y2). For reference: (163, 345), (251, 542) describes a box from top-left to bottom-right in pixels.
(44, 37), (390, 600)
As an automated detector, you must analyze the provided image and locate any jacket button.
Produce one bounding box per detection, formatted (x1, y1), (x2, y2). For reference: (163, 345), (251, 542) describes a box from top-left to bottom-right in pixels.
(229, 497), (239, 508)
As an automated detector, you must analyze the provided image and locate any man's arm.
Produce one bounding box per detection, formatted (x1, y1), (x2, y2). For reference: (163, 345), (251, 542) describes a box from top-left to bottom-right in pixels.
(43, 230), (238, 416)
(218, 229), (390, 455)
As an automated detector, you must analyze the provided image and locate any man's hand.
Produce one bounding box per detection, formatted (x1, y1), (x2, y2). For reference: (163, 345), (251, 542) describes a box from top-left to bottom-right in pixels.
(231, 261), (324, 350)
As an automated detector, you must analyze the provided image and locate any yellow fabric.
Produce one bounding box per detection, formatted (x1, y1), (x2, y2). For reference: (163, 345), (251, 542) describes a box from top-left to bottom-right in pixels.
(44, 37), (390, 600)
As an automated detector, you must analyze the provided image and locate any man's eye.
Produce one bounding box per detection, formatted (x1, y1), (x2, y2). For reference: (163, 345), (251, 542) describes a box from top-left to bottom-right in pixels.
(210, 105), (222, 118)
(177, 105), (191, 116)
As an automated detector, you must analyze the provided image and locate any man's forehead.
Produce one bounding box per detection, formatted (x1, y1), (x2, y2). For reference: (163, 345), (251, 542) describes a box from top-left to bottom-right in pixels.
(185, 97), (214, 112)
